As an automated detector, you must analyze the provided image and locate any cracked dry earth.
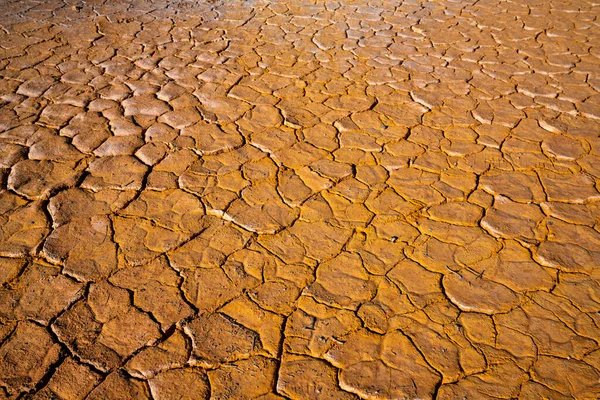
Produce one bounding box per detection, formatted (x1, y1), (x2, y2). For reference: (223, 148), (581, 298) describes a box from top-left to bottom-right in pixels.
(2, 0), (600, 399)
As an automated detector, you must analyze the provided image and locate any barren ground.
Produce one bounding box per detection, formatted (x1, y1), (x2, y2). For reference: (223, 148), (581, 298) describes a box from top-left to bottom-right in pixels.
(1, 0), (600, 398)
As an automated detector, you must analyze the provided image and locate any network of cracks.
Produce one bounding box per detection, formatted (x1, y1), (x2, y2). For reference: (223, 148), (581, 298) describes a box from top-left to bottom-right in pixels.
(1, 0), (600, 398)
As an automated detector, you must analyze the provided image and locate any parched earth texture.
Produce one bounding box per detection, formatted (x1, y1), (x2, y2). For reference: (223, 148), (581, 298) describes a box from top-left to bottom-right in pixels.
(1, 0), (600, 398)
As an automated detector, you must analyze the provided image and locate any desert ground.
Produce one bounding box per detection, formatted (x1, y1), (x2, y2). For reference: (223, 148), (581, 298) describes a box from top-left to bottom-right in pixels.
(1, 0), (600, 398)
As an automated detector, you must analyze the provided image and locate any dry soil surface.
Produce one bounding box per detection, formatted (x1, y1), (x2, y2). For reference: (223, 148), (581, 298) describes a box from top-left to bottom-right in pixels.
(1, 0), (600, 399)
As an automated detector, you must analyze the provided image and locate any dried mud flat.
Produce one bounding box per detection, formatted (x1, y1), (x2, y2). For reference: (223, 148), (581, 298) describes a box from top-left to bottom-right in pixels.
(1, 0), (600, 398)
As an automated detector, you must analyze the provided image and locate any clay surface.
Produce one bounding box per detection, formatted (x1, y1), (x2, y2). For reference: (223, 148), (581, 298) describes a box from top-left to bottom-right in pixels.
(1, 0), (600, 398)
